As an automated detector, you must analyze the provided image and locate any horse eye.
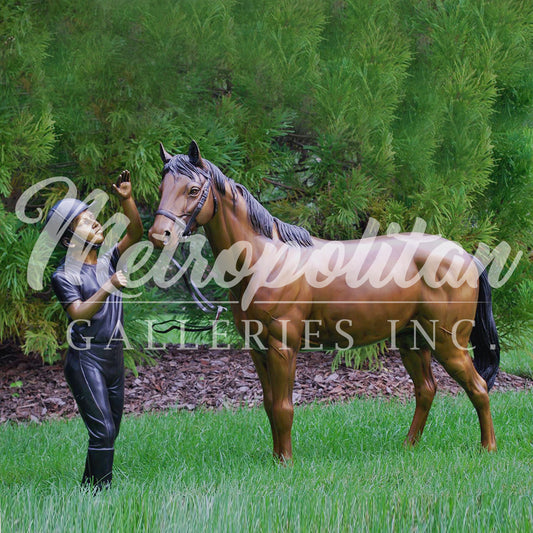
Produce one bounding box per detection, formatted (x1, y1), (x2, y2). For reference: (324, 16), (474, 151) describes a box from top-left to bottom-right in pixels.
(189, 187), (200, 196)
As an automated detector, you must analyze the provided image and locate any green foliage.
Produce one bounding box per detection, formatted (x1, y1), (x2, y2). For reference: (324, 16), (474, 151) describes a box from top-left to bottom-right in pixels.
(1, 0), (532, 362)
(491, 260), (533, 349)
(0, 211), (65, 362)
(0, 1), (55, 198)
(331, 341), (388, 372)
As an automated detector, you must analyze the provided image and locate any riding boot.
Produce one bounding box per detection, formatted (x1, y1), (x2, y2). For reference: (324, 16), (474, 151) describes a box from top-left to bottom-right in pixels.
(84, 448), (114, 490)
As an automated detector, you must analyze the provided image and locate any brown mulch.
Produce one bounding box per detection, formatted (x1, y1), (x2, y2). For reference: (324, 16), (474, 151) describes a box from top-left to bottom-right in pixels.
(1, 345), (532, 424)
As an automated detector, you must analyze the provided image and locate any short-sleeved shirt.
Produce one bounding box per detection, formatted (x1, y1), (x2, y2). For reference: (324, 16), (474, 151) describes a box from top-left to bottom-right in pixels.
(51, 245), (123, 348)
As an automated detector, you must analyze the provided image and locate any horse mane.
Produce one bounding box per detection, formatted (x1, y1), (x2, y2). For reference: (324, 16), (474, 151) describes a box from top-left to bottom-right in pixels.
(163, 155), (314, 247)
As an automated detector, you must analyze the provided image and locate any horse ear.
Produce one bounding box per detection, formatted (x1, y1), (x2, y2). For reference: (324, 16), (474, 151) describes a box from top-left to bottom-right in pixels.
(188, 140), (204, 168)
(159, 142), (172, 163)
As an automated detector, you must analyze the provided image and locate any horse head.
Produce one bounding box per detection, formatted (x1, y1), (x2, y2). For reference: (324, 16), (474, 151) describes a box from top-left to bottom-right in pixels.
(148, 140), (217, 248)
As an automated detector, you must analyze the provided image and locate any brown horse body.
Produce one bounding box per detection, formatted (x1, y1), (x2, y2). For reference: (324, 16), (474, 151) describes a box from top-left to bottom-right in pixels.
(149, 141), (499, 460)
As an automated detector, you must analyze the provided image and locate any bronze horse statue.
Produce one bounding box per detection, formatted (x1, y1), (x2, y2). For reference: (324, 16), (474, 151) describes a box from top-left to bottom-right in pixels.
(148, 141), (499, 460)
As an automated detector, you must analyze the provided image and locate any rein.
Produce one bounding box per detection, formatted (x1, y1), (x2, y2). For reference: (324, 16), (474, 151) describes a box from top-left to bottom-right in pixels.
(152, 179), (226, 334)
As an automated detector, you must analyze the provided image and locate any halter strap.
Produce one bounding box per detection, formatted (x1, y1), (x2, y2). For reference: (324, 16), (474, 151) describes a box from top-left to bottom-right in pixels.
(154, 180), (214, 237)
(153, 208), (180, 223)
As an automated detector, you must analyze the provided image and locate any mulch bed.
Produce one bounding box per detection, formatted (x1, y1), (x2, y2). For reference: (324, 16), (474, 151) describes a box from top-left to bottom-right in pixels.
(1, 345), (532, 424)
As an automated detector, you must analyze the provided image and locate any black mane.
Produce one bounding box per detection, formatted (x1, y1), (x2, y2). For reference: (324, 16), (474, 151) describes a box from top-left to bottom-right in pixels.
(162, 155), (314, 247)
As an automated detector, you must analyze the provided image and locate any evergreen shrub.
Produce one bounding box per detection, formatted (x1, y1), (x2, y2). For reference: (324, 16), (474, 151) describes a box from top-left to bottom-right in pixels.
(1, 0), (531, 364)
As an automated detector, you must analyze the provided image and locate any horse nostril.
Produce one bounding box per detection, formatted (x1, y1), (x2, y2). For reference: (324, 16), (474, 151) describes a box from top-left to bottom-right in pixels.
(148, 228), (171, 248)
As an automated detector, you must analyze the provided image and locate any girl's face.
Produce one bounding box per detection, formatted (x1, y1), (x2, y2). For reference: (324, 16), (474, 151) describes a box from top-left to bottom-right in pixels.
(72, 210), (105, 246)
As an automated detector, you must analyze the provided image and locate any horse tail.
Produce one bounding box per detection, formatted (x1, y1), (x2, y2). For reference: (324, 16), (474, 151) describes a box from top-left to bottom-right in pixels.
(470, 260), (500, 390)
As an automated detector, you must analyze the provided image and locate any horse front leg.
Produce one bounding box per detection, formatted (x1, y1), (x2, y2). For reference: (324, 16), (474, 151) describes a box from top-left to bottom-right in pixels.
(265, 337), (297, 463)
(250, 349), (280, 457)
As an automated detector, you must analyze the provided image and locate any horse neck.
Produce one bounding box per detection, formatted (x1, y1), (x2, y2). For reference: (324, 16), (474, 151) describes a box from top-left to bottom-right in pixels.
(203, 181), (274, 261)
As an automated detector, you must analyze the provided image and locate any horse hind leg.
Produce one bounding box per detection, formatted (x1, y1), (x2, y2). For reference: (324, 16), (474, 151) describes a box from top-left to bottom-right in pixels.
(398, 344), (437, 446)
(434, 340), (496, 451)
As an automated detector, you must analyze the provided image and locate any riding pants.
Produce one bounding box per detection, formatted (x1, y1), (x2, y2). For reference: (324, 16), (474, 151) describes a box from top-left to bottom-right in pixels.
(64, 343), (124, 489)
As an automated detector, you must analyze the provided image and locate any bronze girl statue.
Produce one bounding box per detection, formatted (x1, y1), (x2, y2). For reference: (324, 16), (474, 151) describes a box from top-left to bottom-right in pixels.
(47, 171), (142, 489)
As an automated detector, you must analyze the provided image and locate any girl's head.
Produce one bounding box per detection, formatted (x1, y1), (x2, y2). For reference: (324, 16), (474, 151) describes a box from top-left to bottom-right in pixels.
(68, 209), (104, 248)
(45, 198), (103, 249)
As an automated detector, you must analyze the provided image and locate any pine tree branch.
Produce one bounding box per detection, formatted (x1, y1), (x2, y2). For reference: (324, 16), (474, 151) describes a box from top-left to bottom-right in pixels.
(262, 177), (306, 195)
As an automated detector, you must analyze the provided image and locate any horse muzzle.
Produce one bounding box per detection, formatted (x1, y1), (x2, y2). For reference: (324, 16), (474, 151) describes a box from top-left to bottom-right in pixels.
(148, 217), (189, 249)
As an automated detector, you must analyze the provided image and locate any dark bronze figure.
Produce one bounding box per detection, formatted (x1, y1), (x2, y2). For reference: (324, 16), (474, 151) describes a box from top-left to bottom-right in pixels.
(48, 170), (143, 488)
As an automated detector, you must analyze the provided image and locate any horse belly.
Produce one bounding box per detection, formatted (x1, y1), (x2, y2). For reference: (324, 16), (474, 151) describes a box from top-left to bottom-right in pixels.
(307, 283), (422, 348)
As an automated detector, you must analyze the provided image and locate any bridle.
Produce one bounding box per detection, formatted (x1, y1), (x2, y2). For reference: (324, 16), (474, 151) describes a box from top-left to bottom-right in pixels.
(152, 176), (225, 333)
(154, 178), (215, 238)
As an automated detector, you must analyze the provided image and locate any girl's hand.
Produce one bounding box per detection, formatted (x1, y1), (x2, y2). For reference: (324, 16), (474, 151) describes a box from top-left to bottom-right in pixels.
(113, 170), (132, 200)
(110, 270), (128, 289)
(102, 270), (128, 293)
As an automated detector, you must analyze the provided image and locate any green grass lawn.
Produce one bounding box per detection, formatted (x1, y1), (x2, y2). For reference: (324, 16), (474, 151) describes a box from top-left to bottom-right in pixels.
(1, 392), (533, 532)
(500, 347), (533, 379)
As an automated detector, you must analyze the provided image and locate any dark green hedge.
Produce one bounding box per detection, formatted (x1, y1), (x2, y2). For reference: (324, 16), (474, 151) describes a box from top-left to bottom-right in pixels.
(1, 0), (532, 362)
